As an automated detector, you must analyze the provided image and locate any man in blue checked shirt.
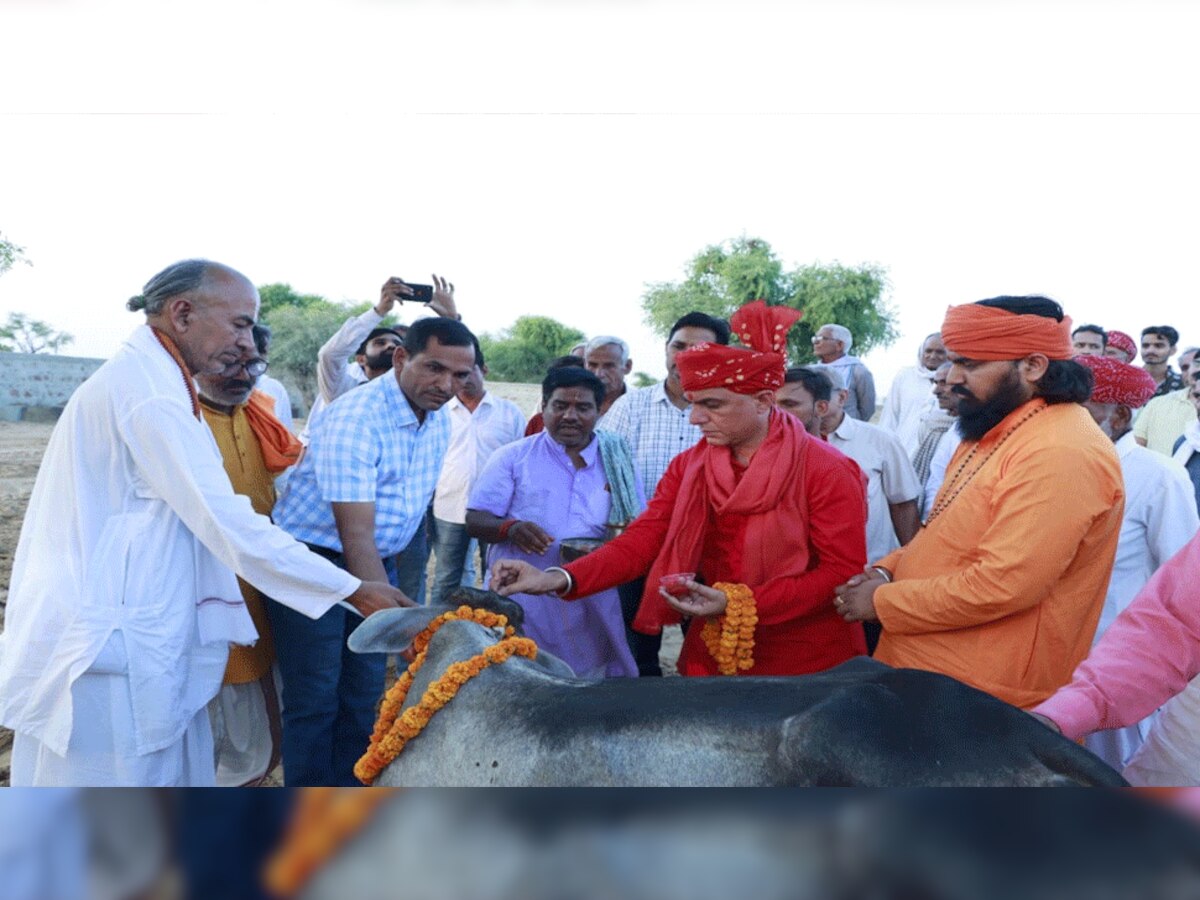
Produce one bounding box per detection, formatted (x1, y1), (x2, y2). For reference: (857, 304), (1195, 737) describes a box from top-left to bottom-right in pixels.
(271, 316), (477, 785)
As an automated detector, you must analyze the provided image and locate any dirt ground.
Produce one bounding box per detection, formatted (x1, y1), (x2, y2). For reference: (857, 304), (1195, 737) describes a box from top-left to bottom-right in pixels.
(0, 404), (681, 787)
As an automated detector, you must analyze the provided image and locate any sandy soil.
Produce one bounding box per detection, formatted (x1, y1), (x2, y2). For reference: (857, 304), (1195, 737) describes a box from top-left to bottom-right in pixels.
(0, 401), (681, 786)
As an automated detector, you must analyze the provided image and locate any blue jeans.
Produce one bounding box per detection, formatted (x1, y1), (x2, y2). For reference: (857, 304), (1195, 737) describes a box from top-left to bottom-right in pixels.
(429, 517), (476, 607)
(394, 515), (428, 606)
(266, 548), (396, 786)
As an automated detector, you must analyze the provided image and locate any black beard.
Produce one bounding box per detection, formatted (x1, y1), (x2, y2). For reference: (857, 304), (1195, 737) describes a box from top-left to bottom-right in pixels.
(365, 351), (395, 373)
(955, 370), (1027, 441)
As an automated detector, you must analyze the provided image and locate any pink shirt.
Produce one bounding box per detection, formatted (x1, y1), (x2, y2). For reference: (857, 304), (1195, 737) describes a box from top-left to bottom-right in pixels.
(1033, 531), (1200, 740)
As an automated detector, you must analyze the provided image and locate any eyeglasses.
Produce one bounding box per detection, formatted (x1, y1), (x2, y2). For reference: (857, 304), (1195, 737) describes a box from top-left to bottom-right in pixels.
(222, 358), (269, 377)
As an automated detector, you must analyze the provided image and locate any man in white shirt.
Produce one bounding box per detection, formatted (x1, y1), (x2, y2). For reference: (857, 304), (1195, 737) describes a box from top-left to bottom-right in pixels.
(877, 333), (947, 456)
(811, 323), (876, 421)
(1073, 353), (1199, 769)
(0, 259), (404, 786)
(916, 362), (961, 520)
(429, 344), (526, 606)
(585, 334), (633, 422)
(819, 365), (921, 565)
(598, 311), (730, 675)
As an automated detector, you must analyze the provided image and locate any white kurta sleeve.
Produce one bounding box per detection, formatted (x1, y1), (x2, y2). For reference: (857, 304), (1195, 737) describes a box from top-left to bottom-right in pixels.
(316, 309), (384, 403)
(119, 396), (360, 618)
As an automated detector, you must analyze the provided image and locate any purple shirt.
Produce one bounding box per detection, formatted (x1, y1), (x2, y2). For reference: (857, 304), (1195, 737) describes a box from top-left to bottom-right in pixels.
(469, 431), (641, 678)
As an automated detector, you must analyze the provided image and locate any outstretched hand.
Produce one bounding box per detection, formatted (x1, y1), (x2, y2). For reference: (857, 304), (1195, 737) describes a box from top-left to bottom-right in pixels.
(345, 580), (415, 618)
(490, 559), (569, 597)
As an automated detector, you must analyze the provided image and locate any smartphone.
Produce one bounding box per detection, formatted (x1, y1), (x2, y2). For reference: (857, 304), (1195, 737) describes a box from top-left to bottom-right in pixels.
(404, 283), (434, 304)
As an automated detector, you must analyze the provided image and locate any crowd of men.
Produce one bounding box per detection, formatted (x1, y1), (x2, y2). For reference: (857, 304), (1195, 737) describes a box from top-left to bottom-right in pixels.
(2, 258), (1199, 789)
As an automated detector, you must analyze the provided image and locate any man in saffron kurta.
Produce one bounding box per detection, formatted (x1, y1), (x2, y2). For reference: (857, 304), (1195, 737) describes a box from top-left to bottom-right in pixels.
(834, 296), (1124, 710)
(199, 354), (303, 786)
(491, 301), (869, 676)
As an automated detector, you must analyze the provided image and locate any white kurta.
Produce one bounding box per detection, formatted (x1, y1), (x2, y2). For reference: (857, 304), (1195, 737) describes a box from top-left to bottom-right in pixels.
(1084, 432), (1199, 769)
(878, 364), (938, 458)
(0, 325), (360, 786)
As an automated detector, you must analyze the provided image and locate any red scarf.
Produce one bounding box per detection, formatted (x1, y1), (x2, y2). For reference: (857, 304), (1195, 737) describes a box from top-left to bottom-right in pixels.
(634, 409), (814, 633)
(244, 390), (303, 473)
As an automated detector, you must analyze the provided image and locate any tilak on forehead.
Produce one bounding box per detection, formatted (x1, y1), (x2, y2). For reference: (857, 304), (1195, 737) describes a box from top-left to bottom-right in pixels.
(939, 302), (1074, 361)
(676, 300), (803, 394)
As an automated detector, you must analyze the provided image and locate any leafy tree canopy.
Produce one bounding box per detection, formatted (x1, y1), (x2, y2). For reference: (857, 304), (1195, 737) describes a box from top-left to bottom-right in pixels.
(0, 233), (30, 278)
(641, 237), (898, 363)
(0, 312), (74, 354)
(479, 316), (586, 383)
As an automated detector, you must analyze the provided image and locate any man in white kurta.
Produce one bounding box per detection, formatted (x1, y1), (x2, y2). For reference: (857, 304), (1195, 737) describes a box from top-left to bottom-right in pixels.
(1072, 354), (1200, 770)
(0, 260), (403, 786)
(877, 333), (947, 457)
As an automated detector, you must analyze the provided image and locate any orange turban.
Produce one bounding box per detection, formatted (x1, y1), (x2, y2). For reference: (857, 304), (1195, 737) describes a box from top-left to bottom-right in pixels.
(1073, 354), (1158, 408)
(677, 300), (803, 394)
(940, 303), (1073, 361)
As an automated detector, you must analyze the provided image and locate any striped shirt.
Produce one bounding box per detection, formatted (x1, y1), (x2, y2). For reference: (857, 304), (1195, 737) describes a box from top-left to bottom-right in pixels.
(275, 373), (450, 556)
(598, 381), (702, 497)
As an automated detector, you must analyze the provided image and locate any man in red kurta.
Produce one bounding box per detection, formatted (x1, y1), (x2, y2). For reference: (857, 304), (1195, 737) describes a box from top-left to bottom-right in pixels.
(491, 300), (869, 676)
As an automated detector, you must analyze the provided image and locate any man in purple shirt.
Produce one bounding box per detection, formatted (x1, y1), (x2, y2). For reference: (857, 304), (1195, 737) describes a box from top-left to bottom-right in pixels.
(466, 367), (643, 677)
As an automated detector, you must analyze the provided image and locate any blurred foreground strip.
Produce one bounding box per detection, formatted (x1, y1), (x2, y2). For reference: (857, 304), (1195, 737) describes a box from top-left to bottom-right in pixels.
(262, 788), (1200, 900)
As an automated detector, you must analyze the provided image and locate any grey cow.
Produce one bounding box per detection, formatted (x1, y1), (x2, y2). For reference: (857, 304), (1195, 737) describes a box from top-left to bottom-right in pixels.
(348, 589), (1125, 787)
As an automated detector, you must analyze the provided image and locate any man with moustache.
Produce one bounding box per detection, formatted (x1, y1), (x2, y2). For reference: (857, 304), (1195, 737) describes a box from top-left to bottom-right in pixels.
(0, 260), (405, 786)
(466, 367), (643, 678)
(271, 316), (477, 785)
(834, 296), (1124, 710)
(196, 335), (305, 786)
(775, 366), (835, 437)
(491, 301), (870, 677)
(1139, 325), (1183, 399)
(915, 362), (961, 519)
(584, 334), (634, 421)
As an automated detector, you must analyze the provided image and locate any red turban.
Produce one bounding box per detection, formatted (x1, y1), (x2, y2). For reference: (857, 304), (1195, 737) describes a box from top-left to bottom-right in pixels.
(1106, 330), (1138, 360)
(940, 303), (1073, 361)
(1074, 354), (1158, 408)
(677, 300), (803, 394)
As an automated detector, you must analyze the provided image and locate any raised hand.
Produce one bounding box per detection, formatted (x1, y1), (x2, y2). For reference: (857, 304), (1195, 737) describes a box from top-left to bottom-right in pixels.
(377, 277), (415, 316)
(429, 273), (459, 319)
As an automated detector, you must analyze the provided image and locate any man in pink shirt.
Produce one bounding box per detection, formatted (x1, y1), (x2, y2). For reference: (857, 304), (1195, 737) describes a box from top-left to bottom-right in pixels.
(1032, 530), (1200, 783)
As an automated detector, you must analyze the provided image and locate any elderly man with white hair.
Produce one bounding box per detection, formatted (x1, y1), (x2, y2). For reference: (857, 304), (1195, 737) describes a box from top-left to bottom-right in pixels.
(812, 323), (876, 421)
(584, 334), (633, 421)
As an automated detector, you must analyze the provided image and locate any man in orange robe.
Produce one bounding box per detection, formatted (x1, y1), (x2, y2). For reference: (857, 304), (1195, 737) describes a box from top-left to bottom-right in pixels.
(834, 295), (1124, 710)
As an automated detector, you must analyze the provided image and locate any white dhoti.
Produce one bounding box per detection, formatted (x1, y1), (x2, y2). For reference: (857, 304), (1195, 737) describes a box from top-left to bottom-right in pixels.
(208, 668), (282, 787)
(10, 670), (216, 787)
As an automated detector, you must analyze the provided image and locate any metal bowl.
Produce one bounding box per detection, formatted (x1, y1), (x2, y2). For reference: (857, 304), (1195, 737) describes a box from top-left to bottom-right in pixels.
(559, 537), (607, 563)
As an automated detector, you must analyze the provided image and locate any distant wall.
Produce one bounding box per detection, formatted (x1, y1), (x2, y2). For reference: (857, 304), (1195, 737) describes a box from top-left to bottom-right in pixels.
(0, 352), (105, 422)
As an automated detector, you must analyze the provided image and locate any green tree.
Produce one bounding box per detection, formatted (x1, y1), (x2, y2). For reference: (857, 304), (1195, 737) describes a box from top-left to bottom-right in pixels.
(258, 282), (338, 317)
(479, 316), (586, 383)
(641, 237), (898, 363)
(260, 301), (356, 408)
(0, 312), (74, 354)
(0, 232), (31, 278)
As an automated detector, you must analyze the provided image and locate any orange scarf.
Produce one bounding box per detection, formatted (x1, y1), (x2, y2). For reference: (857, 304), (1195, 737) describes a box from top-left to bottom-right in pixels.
(633, 409), (814, 633)
(150, 327), (201, 420)
(244, 390), (303, 473)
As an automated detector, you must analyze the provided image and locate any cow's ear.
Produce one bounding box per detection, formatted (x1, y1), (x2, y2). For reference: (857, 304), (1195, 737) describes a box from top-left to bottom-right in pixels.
(348, 606), (454, 654)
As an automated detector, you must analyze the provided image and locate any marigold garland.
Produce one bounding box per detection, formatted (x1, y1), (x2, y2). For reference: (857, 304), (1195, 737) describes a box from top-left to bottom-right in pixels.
(263, 787), (399, 898)
(353, 605), (538, 786)
(699, 582), (757, 675)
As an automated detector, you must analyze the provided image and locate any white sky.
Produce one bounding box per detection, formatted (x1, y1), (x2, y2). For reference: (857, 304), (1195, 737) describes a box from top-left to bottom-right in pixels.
(2, 0), (1199, 392)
